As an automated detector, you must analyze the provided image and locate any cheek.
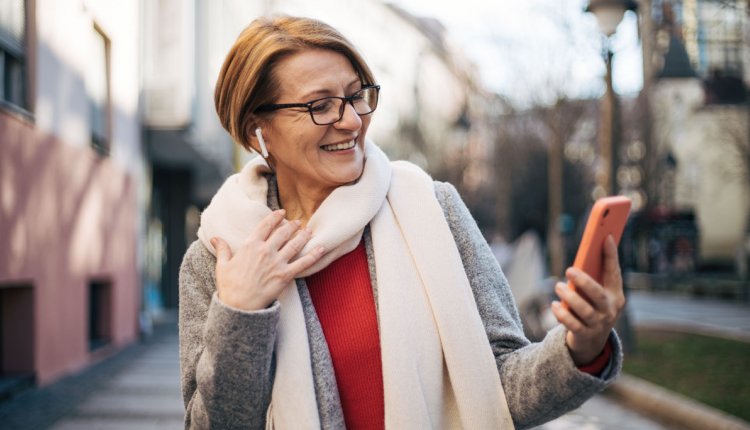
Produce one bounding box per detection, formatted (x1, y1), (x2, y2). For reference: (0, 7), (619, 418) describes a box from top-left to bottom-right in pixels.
(358, 118), (372, 139)
(270, 124), (323, 155)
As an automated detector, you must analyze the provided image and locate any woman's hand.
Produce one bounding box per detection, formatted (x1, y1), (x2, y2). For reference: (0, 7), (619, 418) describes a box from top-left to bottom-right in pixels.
(551, 235), (626, 365)
(210, 209), (325, 311)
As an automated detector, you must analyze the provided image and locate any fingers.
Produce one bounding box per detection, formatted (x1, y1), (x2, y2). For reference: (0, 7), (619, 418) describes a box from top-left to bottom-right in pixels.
(266, 219), (302, 251)
(561, 259), (626, 334)
(555, 282), (596, 324)
(277, 227), (325, 276)
(551, 301), (586, 333)
(565, 268), (607, 307)
(559, 236), (625, 364)
(277, 227), (312, 260)
(287, 245), (326, 275)
(602, 235), (622, 290)
(248, 209), (287, 242)
(211, 237), (232, 264)
(240, 210), (323, 277)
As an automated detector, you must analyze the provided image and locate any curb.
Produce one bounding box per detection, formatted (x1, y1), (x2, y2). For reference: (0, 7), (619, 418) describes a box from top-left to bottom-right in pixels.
(607, 374), (750, 430)
(634, 322), (750, 344)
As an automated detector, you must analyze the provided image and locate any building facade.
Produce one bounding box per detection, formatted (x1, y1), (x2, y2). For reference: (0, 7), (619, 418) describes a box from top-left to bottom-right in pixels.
(639, 0), (749, 270)
(0, 0), (144, 386)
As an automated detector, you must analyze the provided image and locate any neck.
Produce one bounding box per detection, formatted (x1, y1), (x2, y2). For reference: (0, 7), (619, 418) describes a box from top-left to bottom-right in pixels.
(276, 174), (334, 226)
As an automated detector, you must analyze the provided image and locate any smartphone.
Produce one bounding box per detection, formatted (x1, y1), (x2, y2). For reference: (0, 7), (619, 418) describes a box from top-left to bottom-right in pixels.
(567, 196), (631, 294)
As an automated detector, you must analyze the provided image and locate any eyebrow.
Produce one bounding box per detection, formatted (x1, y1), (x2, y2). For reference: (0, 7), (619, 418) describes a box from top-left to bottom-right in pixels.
(298, 78), (362, 101)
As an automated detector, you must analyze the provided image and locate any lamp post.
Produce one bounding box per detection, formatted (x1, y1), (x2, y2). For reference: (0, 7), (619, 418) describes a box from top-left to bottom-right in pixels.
(586, 0), (637, 196)
(586, 0), (638, 353)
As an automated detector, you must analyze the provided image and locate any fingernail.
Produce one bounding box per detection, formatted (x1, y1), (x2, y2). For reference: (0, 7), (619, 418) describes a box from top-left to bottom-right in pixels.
(210, 237), (217, 247)
(567, 268), (580, 278)
(316, 246), (325, 255)
(276, 209), (286, 215)
(293, 219), (302, 226)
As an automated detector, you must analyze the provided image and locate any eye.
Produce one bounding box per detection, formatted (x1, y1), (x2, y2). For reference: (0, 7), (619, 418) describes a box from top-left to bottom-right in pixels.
(310, 99), (335, 113)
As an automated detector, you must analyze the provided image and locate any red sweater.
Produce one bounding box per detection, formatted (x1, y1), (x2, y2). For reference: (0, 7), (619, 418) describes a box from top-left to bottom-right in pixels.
(306, 240), (612, 429)
(307, 240), (385, 430)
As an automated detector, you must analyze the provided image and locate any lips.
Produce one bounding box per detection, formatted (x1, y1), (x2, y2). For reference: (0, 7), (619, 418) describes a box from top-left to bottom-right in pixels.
(320, 140), (356, 152)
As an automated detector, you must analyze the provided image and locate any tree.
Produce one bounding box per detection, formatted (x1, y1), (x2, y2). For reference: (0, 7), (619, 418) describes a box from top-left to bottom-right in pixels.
(489, 100), (595, 263)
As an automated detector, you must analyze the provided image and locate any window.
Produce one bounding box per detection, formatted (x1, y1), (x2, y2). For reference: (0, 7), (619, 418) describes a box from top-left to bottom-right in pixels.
(696, 0), (746, 103)
(0, 0), (27, 110)
(696, 0), (743, 78)
(88, 280), (112, 351)
(88, 25), (111, 156)
(0, 284), (35, 390)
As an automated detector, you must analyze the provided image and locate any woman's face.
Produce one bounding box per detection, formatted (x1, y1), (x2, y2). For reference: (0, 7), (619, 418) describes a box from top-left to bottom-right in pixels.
(261, 49), (372, 195)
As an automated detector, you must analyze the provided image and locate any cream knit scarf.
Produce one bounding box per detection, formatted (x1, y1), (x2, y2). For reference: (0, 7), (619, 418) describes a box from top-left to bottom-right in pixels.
(197, 142), (514, 429)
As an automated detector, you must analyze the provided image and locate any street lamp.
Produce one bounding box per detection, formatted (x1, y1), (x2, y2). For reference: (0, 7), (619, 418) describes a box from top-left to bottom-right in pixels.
(586, 0), (638, 354)
(586, 0), (637, 197)
(587, 0), (638, 37)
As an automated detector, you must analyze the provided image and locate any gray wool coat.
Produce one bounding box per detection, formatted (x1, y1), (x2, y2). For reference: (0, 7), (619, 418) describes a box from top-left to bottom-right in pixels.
(178, 179), (623, 430)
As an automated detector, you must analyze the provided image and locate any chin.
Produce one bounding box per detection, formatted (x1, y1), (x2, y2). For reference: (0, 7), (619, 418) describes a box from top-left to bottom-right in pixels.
(337, 160), (365, 185)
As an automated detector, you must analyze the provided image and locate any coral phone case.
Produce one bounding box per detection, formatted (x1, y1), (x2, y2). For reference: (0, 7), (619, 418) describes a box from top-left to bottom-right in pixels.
(567, 196), (631, 291)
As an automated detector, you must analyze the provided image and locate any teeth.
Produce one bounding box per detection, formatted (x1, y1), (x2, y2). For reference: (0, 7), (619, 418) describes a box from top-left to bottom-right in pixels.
(321, 140), (356, 152)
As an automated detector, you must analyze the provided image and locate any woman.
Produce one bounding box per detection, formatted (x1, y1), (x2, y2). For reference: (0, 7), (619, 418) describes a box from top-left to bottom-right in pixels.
(179, 16), (625, 430)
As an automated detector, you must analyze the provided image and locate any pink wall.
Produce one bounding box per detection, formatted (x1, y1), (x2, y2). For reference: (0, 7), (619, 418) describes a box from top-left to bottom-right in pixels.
(0, 111), (140, 385)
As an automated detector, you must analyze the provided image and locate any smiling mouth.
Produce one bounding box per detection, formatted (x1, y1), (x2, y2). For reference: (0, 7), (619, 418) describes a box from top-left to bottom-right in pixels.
(321, 140), (356, 152)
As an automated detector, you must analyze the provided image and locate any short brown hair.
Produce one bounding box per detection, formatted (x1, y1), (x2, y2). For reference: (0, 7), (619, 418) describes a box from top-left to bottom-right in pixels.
(214, 16), (376, 152)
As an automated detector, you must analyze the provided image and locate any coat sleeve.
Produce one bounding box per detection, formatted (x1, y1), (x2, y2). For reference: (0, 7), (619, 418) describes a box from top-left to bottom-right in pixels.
(433, 181), (623, 429)
(178, 240), (278, 430)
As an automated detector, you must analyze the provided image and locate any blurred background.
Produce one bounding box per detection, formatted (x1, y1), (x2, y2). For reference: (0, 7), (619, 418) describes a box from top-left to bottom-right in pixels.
(0, 0), (748, 429)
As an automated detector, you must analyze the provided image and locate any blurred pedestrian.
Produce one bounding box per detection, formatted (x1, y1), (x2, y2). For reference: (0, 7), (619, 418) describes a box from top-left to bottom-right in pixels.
(179, 15), (626, 430)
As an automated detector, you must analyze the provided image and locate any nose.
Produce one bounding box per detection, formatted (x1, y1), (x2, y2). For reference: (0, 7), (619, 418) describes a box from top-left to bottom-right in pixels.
(333, 101), (362, 131)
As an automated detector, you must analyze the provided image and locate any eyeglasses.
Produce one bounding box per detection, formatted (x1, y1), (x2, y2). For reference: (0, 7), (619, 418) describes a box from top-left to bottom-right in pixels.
(254, 85), (380, 126)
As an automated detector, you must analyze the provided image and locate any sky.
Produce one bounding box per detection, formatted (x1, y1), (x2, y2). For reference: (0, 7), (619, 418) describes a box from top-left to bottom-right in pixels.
(388, 0), (643, 107)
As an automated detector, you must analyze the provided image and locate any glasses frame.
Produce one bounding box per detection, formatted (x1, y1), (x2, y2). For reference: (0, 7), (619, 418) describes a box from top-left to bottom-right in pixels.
(254, 84), (380, 125)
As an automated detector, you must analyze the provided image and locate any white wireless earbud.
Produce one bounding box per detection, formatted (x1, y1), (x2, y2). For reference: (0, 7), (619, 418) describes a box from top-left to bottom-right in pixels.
(255, 127), (269, 158)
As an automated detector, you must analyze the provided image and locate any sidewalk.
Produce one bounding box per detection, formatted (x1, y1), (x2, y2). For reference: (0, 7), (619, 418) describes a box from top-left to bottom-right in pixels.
(6, 288), (745, 430)
(0, 322), (672, 430)
(535, 394), (670, 429)
(0, 324), (183, 430)
(627, 289), (750, 342)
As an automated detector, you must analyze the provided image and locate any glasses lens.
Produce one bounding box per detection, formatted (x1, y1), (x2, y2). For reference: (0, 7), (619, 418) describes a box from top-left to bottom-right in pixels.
(309, 86), (380, 125)
(310, 98), (342, 125)
(352, 87), (378, 115)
